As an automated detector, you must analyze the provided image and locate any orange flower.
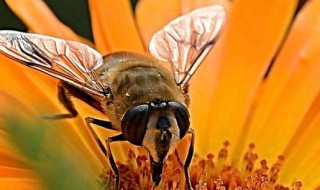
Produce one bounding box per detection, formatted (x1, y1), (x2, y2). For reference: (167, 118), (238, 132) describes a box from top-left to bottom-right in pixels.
(0, 0), (320, 189)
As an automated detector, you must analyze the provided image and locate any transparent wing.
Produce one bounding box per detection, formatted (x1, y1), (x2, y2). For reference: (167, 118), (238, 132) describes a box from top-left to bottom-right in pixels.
(149, 5), (226, 89)
(0, 30), (107, 97)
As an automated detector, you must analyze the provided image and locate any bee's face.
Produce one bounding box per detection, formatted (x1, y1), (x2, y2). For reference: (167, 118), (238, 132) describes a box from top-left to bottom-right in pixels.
(121, 99), (190, 147)
(143, 107), (180, 162)
(142, 108), (181, 185)
(121, 99), (190, 184)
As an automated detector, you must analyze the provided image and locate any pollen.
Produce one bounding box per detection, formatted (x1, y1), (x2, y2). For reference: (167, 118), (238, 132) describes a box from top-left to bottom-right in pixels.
(99, 143), (302, 189)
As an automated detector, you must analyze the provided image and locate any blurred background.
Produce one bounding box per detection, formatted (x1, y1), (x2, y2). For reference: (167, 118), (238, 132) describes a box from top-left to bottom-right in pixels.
(0, 0), (139, 42)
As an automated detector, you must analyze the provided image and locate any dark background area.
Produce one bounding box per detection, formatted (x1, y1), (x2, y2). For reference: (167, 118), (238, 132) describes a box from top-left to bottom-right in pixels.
(0, 0), (139, 42)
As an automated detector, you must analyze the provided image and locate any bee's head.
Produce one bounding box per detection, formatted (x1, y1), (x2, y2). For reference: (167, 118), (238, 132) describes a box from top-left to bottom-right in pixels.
(121, 99), (190, 185)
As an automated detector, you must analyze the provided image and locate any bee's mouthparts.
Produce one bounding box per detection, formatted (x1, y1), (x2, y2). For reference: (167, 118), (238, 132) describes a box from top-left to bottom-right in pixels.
(160, 129), (172, 144)
(150, 158), (164, 186)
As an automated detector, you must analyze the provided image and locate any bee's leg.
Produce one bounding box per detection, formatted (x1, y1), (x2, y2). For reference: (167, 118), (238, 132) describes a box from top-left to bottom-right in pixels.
(42, 83), (78, 119)
(174, 149), (184, 167)
(105, 134), (125, 190)
(175, 128), (195, 190)
(85, 117), (116, 155)
(185, 128), (195, 190)
(86, 118), (124, 189)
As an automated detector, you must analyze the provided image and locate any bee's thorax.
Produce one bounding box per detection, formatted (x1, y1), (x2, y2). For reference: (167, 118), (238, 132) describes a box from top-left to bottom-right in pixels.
(96, 52), (185, 130)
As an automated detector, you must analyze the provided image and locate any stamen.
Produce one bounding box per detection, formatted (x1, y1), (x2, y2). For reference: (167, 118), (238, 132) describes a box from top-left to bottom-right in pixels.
(100, 142), (302, 189)
(216, 141), (230, 173)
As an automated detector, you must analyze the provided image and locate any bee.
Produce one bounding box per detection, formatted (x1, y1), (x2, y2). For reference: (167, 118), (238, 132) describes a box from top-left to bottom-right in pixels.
(0, 5), (226, 190)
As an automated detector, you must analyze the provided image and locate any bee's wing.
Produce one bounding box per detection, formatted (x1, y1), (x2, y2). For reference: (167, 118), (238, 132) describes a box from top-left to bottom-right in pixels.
(0, 31), (107, 97)
(149, 5), (226, 89)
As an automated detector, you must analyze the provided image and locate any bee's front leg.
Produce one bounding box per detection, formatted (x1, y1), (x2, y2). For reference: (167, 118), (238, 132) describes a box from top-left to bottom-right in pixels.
(175, 128), (195, 190)
(85, 117), (116, 155)
(184, 128), (195, 190)
(105, 134), (125, 190)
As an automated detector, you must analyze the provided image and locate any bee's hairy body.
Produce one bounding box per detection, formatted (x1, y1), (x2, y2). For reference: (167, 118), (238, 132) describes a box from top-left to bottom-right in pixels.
(56, 52), (187, 184)
(96, 52), (185, 131)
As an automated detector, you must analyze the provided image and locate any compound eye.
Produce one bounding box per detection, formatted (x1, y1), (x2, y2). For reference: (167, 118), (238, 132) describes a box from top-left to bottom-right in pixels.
(121, 104), (149, 146)
(168, 102), (190, 138)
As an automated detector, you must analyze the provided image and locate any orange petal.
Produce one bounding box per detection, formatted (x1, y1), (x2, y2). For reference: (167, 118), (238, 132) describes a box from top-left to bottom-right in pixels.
(0, 55), (67, 120)
(0, 130), (28, 169)
(5, 0), (80, 41)
(89, 0), (144, 55)
(0, 55), (55, 109)
(246, 0), (320, 161)
(187, 0), (297, 158)
(180, 0), (231, 13)
(136, 0), (181, 46)
(277, 92), (320, 188)
(258, 1), (320, 185)
(0, 167), (35, 178)
(0, 178), (41, 190)
(278, 97), (320, 186)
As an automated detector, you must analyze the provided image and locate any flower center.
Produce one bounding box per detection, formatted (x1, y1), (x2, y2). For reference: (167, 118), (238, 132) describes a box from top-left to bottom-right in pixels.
(99, 142), (302, 190)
